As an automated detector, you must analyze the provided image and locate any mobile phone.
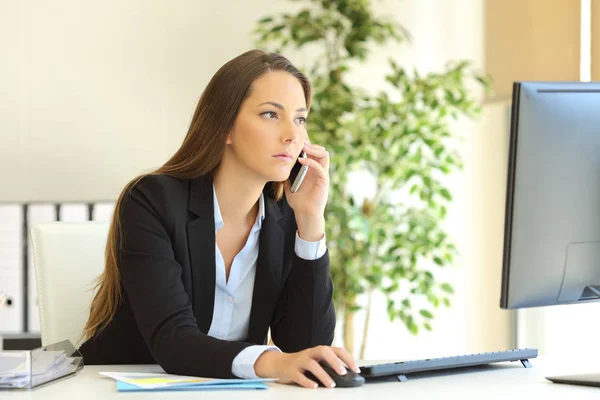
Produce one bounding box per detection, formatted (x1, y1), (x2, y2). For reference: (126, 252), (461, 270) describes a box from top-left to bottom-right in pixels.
(289, 151), (309, 193)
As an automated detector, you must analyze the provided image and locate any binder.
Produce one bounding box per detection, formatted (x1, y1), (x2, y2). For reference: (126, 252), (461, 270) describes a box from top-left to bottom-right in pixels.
(0, 205), (24, 334)
(91, 202), (115, 222)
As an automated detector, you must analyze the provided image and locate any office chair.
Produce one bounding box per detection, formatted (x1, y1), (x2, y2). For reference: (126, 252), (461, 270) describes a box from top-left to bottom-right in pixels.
(30, 222), (109, 347)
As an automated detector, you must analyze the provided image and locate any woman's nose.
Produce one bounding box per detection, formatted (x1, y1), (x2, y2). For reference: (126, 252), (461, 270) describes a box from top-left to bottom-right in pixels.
(282, 123), (299, 143)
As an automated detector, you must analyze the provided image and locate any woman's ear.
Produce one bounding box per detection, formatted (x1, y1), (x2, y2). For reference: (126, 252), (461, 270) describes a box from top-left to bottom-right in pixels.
(225, 125), (235, 145)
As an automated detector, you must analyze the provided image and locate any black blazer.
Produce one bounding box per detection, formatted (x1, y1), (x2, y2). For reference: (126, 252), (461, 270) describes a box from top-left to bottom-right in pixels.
(78, 174), (335, 378)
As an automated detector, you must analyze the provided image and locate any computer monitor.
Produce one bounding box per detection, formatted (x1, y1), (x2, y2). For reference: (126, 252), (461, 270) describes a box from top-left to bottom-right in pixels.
(501, 81), (600, 309)
(500, 81), (600, 387)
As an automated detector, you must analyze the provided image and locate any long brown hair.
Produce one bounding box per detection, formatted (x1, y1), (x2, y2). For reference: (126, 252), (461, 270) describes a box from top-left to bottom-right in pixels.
(83, 49), (311, 340)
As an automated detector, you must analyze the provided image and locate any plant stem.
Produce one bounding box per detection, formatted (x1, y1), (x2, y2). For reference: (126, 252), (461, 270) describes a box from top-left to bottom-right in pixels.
(359, 288), (373, 360)
(343, 301), (355, 356)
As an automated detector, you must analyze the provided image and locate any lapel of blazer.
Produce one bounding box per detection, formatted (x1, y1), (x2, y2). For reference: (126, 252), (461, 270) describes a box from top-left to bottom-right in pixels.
(187, 177), (285, 342)
(187, 175), (216, 334)
(246, 191), (284, 344)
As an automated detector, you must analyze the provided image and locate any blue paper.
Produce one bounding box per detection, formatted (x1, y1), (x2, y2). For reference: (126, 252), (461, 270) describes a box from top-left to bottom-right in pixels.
(116, 380), (268, 392)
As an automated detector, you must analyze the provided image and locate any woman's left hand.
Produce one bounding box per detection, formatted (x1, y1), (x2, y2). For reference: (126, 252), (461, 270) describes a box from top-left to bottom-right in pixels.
(284, 140), (330, 241)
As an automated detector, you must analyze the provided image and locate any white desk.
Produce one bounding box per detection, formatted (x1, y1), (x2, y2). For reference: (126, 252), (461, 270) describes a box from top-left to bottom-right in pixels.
(2, 358), (599, 399)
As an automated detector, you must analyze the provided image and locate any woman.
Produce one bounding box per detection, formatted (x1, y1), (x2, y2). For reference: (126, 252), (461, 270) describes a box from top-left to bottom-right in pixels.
(78, 49), (359, 389)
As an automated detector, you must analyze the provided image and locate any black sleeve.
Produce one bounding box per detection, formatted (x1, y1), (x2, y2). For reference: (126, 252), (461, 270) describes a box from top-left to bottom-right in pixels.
(117, 176), (251, 378)
(269, 201), (336, 352)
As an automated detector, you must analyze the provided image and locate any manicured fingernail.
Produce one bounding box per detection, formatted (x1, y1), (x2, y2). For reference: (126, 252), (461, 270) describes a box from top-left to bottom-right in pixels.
(355, 367), (361, 373)
(339, 366), (347, 375)
(330, 382), (336, 388)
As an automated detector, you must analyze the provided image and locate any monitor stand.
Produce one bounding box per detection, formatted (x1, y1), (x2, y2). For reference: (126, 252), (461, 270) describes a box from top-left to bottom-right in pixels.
(586, 285), (600, 298)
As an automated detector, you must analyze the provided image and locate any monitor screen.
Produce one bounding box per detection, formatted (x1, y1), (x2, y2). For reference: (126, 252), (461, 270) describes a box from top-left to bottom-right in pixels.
(500, 81), (600, 309)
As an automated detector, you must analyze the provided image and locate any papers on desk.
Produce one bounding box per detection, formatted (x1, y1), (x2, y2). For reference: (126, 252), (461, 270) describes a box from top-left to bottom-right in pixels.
(100, 372), (276, 392)
(0, 341), (82, 389)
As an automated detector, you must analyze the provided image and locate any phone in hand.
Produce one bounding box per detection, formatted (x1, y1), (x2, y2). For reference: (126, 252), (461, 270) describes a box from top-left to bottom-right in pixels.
(289, 151), (309, 193)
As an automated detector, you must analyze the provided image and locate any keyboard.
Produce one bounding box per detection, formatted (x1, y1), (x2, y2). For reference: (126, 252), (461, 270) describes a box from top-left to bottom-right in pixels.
(360, 348), (538, 381)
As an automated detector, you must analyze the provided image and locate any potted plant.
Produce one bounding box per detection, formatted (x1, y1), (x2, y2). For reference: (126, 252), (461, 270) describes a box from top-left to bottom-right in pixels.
(254, 0), (491, 358)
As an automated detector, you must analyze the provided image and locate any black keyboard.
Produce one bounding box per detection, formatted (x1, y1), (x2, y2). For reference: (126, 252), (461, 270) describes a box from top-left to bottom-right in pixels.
(360, 348), (538, 381)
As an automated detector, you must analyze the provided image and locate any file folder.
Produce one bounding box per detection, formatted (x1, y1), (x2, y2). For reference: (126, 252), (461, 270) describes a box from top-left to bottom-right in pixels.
(100, 371), (273, 392)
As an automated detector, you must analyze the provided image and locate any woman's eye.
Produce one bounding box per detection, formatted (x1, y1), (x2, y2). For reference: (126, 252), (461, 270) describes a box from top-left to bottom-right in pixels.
(261, 111), (277, 119)
(296, 116), (307, 124)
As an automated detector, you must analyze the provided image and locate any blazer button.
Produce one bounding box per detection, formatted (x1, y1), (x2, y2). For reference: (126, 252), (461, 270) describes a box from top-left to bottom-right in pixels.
(226, 296), (233, 303)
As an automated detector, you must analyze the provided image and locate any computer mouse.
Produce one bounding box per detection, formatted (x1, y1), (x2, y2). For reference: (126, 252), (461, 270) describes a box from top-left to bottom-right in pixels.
(305, 361), (365, 388)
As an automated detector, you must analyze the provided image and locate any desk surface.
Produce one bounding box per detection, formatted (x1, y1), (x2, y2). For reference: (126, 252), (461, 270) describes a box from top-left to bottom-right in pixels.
(3, 358), (599, 399)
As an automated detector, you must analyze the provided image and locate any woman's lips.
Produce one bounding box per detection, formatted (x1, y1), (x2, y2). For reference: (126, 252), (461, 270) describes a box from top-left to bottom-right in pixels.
(273, 155), (293, 162)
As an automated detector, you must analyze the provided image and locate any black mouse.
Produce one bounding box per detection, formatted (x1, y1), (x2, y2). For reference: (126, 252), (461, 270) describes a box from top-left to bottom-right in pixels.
(305, 361), (365, 388)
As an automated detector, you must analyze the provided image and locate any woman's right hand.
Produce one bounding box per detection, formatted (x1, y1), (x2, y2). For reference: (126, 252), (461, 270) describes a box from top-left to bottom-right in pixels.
(254, 345), (360, 389)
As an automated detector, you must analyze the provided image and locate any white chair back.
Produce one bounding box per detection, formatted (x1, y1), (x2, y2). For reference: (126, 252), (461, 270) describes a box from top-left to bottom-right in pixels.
(30, 222), (109, 347)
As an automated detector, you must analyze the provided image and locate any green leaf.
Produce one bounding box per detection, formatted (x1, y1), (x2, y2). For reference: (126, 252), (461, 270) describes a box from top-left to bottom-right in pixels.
(348, 304), (362, 312)
(440, 283), (454, 294)
(407, 318), (419, 335)
(419, 309), (434, 319)
(440, 188), (452, 201)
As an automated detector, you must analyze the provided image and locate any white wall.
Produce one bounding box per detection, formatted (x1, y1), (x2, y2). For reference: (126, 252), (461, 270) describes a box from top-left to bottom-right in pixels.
(517, 300), (600, 360)
(0, 0), (514, 360)
(0, 0), (300, 202)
